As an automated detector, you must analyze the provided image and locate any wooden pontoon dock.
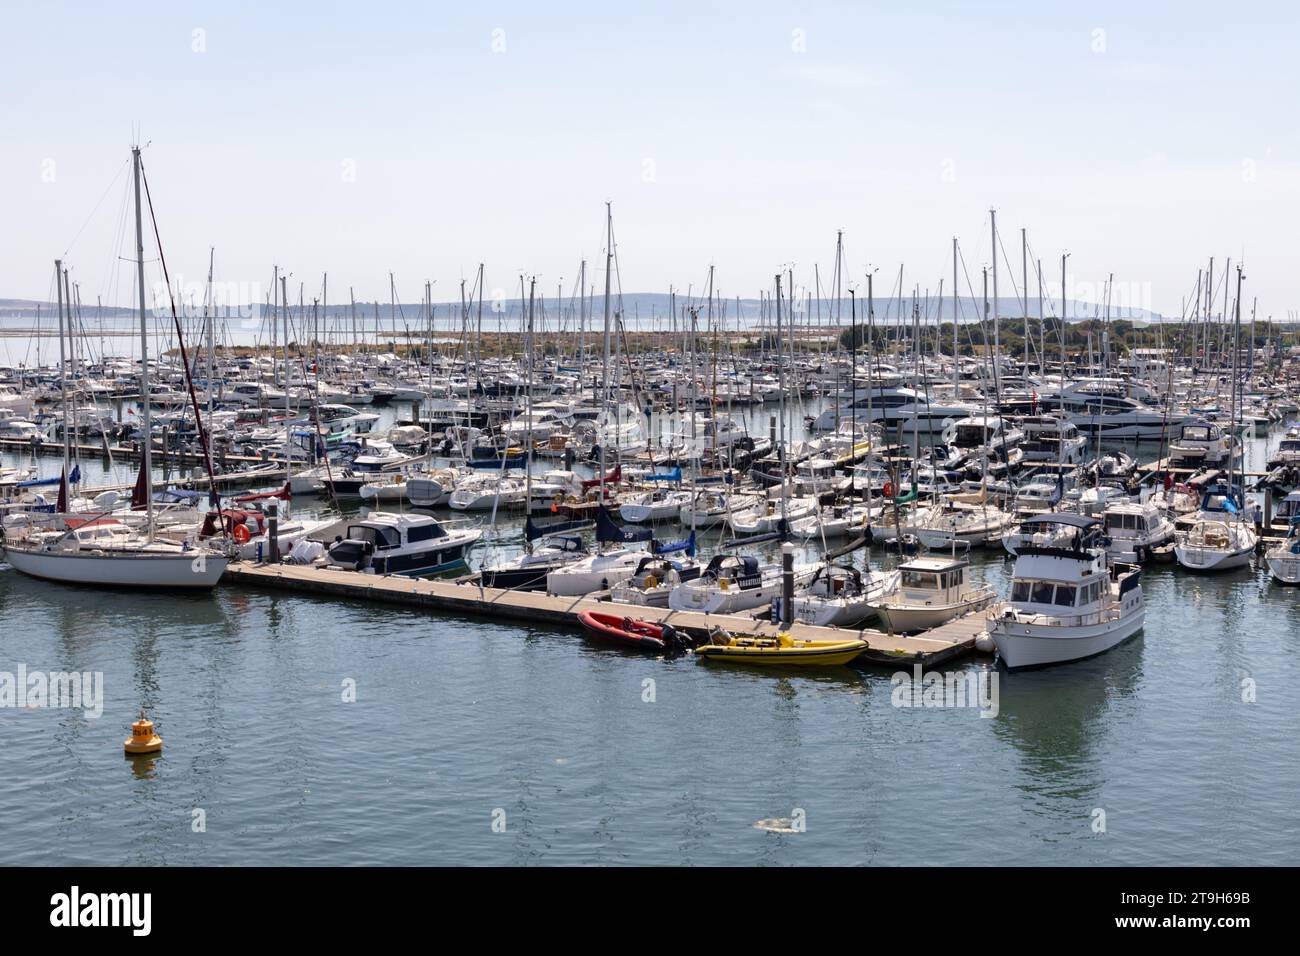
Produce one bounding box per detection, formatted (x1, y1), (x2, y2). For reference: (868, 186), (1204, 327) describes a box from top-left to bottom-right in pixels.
(221, 561), (991, 667)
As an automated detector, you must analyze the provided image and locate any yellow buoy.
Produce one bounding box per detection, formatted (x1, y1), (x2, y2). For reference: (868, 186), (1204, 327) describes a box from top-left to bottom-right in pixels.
(124, 714), (162, 755)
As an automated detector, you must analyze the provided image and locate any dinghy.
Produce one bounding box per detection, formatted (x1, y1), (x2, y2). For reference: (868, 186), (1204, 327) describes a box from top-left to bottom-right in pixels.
(694, 628), (868, 667)
(575, 610), (692, 653)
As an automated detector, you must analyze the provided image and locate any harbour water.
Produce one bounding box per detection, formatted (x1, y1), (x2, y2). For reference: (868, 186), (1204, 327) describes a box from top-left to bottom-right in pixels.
(3, 419), (1298, 866)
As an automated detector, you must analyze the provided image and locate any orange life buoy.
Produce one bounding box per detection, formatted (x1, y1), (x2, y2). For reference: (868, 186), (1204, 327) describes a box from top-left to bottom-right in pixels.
(233, 523), (252, 544)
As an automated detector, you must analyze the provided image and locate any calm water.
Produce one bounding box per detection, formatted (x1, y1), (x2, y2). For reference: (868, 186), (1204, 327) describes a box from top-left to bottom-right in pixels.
(3, 420), (1300, 866)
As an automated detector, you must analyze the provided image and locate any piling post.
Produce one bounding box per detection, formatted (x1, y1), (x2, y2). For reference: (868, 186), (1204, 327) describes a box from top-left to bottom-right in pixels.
(267, 502), (280, 563)
(781, 541), (794, 628)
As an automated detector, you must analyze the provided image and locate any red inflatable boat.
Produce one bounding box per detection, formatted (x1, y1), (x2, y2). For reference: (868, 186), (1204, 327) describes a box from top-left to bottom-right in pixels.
(577, 610), (675, 652)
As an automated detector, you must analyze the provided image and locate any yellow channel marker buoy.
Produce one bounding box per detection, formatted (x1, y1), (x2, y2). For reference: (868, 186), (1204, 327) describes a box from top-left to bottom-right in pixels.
(124, 713), (162, 755)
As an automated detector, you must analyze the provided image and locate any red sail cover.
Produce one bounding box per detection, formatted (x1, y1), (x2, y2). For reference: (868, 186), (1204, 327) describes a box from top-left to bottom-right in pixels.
(581, 464), (621, 490)
(131, 459), (150, 510)
(234, 482), (292, 503)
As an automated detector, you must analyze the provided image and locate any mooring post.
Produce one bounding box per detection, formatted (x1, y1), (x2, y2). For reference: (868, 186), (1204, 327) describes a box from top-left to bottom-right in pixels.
(267, 502), (280, 563)
(781, 541), (794, 629)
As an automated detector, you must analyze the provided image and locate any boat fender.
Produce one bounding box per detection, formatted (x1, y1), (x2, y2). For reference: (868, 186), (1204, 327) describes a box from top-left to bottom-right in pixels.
(974, 630), (995, 653)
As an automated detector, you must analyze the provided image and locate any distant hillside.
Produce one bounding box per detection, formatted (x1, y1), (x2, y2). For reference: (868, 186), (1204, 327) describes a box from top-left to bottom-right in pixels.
(0, 295), (1165, 326)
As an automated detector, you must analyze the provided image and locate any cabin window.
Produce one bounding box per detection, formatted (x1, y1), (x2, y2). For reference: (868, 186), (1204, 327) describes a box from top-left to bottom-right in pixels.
(1012, 581), (1031, 602)
(1053, 585), (1077, 607)
(902, 570), (935, 589)
(1030, 581), (1056, 604)
(347, 525), (400, 549)
(406, 523), (445, 543)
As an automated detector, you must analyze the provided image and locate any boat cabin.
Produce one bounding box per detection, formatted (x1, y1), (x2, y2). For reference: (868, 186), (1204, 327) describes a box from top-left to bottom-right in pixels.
(1103, 504), (1168, 540)
(895, 556), (970, 604)
(699, 554), (763, 589)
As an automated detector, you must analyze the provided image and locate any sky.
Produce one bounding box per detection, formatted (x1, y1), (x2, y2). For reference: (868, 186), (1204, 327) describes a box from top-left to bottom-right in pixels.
(2, 0), (1297, 320)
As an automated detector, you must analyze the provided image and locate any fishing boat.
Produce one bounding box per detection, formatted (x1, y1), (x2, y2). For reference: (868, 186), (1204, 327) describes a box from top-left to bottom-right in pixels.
(694, 627), (868, 666)
(988, 513), (1144, 669)
(867, 556), (996, 633)
(575, 610), (693, 653)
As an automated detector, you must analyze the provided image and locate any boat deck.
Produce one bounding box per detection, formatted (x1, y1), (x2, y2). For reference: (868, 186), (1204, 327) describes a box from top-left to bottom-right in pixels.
(222, 561), (993, 667)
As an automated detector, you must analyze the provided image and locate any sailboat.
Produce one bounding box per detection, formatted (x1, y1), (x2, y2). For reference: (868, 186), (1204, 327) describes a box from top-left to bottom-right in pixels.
(3, 147), (228, 589)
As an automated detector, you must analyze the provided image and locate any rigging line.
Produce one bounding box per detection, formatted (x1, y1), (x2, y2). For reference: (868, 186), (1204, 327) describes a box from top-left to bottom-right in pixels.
(138, 158), (223, 512)
(993, 228), (1025, 316)
(60, 156), (131, 259)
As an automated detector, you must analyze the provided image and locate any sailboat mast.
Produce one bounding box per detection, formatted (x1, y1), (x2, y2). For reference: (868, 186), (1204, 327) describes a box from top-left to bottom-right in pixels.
(132, 146), (155, 533)
(990, 208), (1000, 395)
(524, 276), (535, 554)
(54, 259), (70, 487)
(952, 238), (959, 393)
(599, 203), (613, 504)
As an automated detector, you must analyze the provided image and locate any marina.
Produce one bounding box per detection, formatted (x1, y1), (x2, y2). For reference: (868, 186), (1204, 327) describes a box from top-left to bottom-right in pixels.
(3, 3), (1299, 893)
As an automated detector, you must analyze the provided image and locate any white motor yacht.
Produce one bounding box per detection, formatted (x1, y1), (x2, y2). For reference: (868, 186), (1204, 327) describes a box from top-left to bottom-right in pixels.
(989, 513), (1144, 668)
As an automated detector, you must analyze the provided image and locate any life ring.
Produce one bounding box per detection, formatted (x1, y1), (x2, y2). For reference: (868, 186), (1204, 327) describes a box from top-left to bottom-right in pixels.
(883, 481), (894, 498)
(233, 523), (252, 544)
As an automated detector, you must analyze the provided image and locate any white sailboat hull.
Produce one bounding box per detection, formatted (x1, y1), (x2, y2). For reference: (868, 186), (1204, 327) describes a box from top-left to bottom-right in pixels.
(1174, 543), (1254, 572)
(1265, 551), (1300, 584)
(3, 545), (229, 589)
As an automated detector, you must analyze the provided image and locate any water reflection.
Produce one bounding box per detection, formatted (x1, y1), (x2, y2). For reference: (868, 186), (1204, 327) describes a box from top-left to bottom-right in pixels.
(991, 636), (1144, 807)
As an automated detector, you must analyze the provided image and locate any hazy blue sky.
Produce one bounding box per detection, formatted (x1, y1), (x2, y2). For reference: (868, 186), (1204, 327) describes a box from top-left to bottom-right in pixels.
(2, 1), (1297, 319)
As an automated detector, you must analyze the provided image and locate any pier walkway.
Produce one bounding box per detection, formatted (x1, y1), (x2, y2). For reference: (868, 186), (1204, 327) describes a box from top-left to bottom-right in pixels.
(222, 561), (990, 667)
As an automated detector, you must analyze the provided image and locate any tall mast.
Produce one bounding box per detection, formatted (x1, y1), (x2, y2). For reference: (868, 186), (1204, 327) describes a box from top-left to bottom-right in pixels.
(282, 274), (291, 481)
(205, 247), (215, 421)
(1060, 254), (1069, 381)
(599, 203), (613, 504)
(524, 276), (535, 553)
(132, 146), (154, 533)
(54, 258), (70, 487)
(989, 208), (1000, 395)
(952, 238), (959, 392)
